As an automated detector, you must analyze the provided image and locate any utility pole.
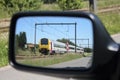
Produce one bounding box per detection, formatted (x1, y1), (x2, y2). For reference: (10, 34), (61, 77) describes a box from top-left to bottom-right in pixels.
(34, 22), (77, 53)
(89, 0), (97, 13)
(34, 23), (37, 54)
(75, 23), (77, 53)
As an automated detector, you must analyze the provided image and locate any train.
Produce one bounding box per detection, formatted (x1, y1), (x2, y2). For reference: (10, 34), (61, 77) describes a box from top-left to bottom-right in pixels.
(39, 38), (84, 55)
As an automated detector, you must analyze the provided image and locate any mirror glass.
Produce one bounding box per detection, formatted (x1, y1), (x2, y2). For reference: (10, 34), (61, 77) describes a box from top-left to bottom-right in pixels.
(15, 16), (93, 69)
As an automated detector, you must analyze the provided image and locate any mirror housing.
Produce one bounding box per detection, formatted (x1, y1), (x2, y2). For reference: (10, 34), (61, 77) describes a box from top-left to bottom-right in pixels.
(9, 11), (119, 79)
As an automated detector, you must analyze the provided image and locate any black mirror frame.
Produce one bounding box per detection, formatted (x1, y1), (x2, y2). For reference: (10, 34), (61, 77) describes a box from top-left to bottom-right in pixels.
(9, 11), (119, 79)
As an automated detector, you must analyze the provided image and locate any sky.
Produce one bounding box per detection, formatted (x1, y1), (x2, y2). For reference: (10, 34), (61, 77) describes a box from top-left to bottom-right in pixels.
(16, 16), (93, 48)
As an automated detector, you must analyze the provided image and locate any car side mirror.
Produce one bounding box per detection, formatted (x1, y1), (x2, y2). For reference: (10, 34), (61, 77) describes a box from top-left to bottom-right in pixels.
(9, 11), (120, 79)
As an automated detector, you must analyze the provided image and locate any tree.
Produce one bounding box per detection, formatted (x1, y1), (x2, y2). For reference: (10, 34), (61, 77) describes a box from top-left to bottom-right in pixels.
(16, 32), (27, 50)
(0, 0), (14, 15)
(15, 34), (19, 53)
(57, 0), (83, 10)
(84, 48), (92, 53)
(0, 0), (43, 16)
(57, 38), (76, 46)
(12, 0), (43, 11)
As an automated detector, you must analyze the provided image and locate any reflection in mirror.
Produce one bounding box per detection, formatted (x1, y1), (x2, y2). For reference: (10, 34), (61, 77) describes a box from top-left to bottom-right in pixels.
(15, 16), (93, 68)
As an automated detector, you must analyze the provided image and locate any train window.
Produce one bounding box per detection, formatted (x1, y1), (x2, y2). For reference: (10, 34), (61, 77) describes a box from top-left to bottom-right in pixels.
(41, 38), (48, 45)
(15, 16), (93, 69)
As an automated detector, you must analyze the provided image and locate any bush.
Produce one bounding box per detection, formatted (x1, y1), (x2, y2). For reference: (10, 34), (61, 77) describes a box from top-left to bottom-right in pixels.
(0, 40), (8, 67)
(84, 48), (92, 53)
(57, 0), (83, 10)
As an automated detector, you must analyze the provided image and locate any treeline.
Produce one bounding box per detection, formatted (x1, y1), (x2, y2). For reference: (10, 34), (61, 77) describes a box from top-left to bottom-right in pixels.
(15, 32), (27, 50)
(84, 48), (92, 53)
(0, 0), (83, 16)
(43, 0), (83, 10)
(57, 38), (77, 46)
(0, 0), (43, 16)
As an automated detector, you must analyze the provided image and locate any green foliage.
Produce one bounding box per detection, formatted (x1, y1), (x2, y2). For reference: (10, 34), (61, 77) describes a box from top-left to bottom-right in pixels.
(16, 32), (27, 50)
(57, 38), (76, 46)
(17, 54), (83, 66)
(40, 3), (60, 11)
(0, 0), (13, 16)
(0, 0), (43, 16)
(42, 0), (56, 4)
(84, 48), (92, 53)
(0, 40), (8, 67)
(57, 0), (83, 10)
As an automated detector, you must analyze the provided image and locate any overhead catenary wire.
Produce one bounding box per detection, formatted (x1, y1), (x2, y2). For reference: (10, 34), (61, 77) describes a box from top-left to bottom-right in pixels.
(35, 27), (62, 40)
(34, 22), (77, 53)
(35, 22), (76, 40)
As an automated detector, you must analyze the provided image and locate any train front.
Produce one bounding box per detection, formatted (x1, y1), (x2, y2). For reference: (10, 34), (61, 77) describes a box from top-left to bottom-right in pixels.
(39, 38), (51, 55)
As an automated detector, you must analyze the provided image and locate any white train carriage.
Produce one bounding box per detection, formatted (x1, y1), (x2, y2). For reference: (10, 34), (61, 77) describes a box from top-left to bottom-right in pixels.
(51, 40), (84, 54)
(51, 40), (67, 54)
(39, 38), (84, 55)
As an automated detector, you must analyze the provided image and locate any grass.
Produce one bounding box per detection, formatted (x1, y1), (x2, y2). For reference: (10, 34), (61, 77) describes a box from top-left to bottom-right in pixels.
(16, 53), (85, 67)
(0, 9), (10, 19)
(97, 11), (120, 35)
(0, 39), (8, 67)
(15, 49), (91, 67)
(82, 0), (120, 9)
(40, 3), (61, 11)
(97, 0), (120, 9)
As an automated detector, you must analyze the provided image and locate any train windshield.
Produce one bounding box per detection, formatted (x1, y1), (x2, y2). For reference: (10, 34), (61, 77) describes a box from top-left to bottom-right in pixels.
(41, 38), (48, 45)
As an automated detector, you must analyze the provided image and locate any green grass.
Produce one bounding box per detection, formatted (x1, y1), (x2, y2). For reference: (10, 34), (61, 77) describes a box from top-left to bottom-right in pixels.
(0, 39), (8, 67)
(40, 3), (61, 11)
(17, 53), (84, 67)
(97, 0), (120, 9)
(97, 11), (120, 35)
(0, 9), (10, 19)
(82, 0), (120, 9)
(16, 49), (39, 55)
(16, 49), (91, 67)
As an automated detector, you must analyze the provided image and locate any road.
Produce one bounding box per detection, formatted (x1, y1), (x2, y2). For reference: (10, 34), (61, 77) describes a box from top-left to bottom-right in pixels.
(111, 33), (120, 43)
(0, 56), (91, 80)
(0, 66), (63, 80)
(0, 34), (120, 80)
(48, 56), (91, 68)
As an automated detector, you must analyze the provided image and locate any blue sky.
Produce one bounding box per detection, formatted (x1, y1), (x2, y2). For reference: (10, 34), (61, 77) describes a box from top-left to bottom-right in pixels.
(16, 16), (93, 48)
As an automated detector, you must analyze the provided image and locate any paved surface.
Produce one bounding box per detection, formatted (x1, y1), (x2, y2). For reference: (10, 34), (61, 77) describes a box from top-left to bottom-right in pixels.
(0, 57), (91, 80)
(0, 66), (63, 80)
(48, 57), (91, 68)
(111, 33), (120, 43)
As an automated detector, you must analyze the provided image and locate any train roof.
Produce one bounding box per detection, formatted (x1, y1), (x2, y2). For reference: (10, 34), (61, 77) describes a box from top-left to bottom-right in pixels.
(52, 40), (65, 45)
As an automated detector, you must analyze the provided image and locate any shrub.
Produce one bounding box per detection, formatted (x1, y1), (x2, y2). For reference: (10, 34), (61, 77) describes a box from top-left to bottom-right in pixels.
(0, 40), (8, 67)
